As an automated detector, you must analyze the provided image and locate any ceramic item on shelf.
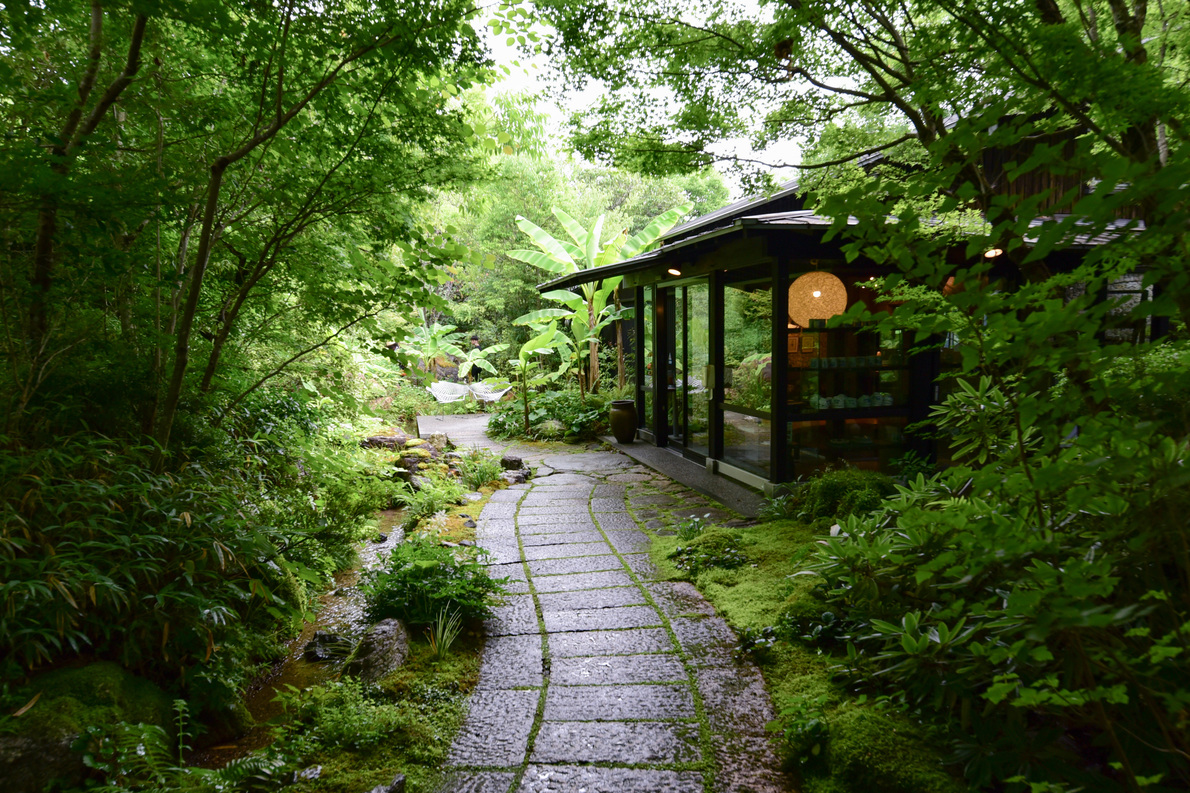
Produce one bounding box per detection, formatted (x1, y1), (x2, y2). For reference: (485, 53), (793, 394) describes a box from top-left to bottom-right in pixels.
(832, 394), (846, 409)
(858, 395), (871, 408)
(846, 396), (858, 409)
(809, 358), (819, 369)
(882, 392), (894, 406)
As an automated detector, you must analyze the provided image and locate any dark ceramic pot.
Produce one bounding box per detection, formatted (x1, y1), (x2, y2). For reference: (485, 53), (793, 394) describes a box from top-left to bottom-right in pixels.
(608, 400), (638, 444)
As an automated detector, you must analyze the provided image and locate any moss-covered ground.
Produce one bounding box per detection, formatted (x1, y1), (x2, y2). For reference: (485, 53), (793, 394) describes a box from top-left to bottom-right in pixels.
(649, 516), (964, 793)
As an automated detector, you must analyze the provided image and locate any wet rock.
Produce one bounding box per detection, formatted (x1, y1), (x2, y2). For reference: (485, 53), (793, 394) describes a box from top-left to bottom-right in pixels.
(502, 469), (529, 485)
(294, 765), (322, 782)
(410, 474), (431, 491)
(500, 454), (523, 470)
(360, 430), (408, 449)
(303, 630), (350, 662)
(367, 773), (406, 793)
(459, 539), (475, 546)
(343, 619), (409, 682)
(464, 520), (477, 528)
(441, 540), (460, 548)
(465, 492), (483, 501)
(426, 432), (454, 452)
(0, 734), (85, 793)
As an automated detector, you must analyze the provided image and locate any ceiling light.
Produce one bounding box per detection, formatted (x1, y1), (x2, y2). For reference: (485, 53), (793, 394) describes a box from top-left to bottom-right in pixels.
(984, 247), (1004, 259)
(667, 267), (682, 276)
(788, 271), (848, 328)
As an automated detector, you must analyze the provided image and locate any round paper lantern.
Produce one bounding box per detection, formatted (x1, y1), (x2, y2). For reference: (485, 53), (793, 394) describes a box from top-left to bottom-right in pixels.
(788, 271), (848, 328)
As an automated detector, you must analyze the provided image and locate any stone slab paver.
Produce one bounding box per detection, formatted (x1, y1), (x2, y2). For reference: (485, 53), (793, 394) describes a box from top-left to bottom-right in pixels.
(548, 627), (676, 657)
(550, 654), (687, 685)
(519, 530), (607, 547)
(449, 688), (538, 766)
(431, 417), (787, 793)
(516, 765), (703, 793)
(536, 586), (646, 613)
(527, 555), (623, 577)
(531, 721), (701, 764)
(520, 541), (610, 561)
(476, 635), (543, 690)
(543, 683), (695, 720)
(542, 605), (662, 633)
(531, 570), (636, 593)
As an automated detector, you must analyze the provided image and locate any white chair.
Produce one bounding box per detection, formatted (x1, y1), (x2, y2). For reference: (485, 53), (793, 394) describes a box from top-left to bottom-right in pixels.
(470, 381), (512, 408)
(426, 381), (471, 418)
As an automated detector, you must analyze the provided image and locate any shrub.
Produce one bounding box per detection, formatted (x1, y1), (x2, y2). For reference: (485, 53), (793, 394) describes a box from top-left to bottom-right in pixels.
(488, 388), (609, 441)
(397, 471), (466, 529)
(361, 538), (506, 626)
(794, 466), (896, 522)
(454, 447), (503, 491)
(668, 528), (748, 576)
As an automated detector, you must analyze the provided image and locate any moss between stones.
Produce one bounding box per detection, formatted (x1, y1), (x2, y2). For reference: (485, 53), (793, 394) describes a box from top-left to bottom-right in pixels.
(4, 661), (173, 741)
(826, 708), (964, 793)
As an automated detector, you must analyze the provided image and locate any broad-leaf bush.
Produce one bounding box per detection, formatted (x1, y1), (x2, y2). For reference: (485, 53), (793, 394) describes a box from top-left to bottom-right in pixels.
(362, 538), (506, 626)
(488, 388), (609, 441)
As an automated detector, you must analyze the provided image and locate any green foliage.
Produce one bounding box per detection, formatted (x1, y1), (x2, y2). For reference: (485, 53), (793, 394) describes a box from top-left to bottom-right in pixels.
(280, 678), (420, 753)
(675, 514), (713, 542)
(667, 528), (748, 576)
(362, 538), (506, 626)
(724, 352), (772, 412)
(453, 447), (504, 491)
(425, 609), (464, 661)
(790, 467), (897, 523)
(396, 472), (467, 529)
(487, 389), (609, 441)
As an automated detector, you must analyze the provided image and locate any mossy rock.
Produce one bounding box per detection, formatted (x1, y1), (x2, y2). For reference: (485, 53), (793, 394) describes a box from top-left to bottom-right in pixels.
(405, 438), (428, 447)
(683, 528), (743, 554)
(0, 662), (174, 793)
(401, 447), (434, 460)
(825, 707), (965, 793)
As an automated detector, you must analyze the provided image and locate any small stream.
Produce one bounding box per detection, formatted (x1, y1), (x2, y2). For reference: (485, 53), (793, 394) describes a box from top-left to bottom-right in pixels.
(191, 509), (407, 767)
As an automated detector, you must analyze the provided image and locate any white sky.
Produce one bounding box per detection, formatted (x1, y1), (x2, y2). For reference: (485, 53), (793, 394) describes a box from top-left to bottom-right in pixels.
(484, 24), (801, 199)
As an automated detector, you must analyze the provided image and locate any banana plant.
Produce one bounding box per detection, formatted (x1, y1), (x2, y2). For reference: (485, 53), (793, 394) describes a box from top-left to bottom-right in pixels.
(457, 342), (509, 384)
(404, 322), (466, 383)
(508, 203), (692, 392)
(509, 321), (573, 434)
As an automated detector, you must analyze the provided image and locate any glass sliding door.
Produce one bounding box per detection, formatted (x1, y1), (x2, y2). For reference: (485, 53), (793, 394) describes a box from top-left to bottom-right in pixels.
(640, 286), (655, 435)
(656, 280), (709, 460)
(719, 277), (773, 477)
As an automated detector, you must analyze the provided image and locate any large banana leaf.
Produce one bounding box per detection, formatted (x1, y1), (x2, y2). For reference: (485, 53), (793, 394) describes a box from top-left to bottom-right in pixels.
(621, 202), (692, 260)
(515, 215), (577, 269)
(584, 214), (605, 269)
(553, 208), (590, 249)
(513, 308), (572, 326)
(508, 249), (572, 274)
(595, 229), (629, 267)
(558, 239), (585, 262)
(540, 289), (585, 310)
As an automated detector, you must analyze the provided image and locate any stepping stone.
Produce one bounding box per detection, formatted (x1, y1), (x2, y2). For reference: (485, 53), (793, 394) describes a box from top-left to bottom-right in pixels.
(589, 498), (628, 513)
(519, 520), (599, 535)
(646, 581), (716, 619)
(481, 503), (519, 519)
(537, 587), (646, 613)
(530, 722), (700, 764)
(482, 543), (522, 565)
(592, 483), (627, 498)
(516, 513), (594, 527)
(670, 615), (737, 666)
(477, 635), (544, 690)
(520, 530), (606, 547)
(529, 473), (596, 486)
(532, 570), (635, 593)
(521, 541), (610, 561)
(605, 473), (652, 483)
(520, 496), (591, 509)
(628, 493), (678, 507)
(548, 627), (675, 657)
(550, 654), (686, 686)
(487, 490), (524, 503)
(484, 595), (539, 636)
(542, 605), (662, 633)
(696, 664), (775, 737)
(438, 771), (518, 793)
(542, 683), (695, 720)
(595, 513), (637, 531)
(603, 530), (650, 554)
(449, 689), (538, 766)
(709, 734), (790, 793)
(528, 555), (623, 577)
(622, 553), (658, 578)
(539, 453), (633, 472)
(516, 765), (703, 793)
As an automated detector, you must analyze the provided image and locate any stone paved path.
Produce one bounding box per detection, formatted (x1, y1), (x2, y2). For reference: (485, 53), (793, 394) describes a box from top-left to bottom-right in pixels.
(432, 419), (789, 793)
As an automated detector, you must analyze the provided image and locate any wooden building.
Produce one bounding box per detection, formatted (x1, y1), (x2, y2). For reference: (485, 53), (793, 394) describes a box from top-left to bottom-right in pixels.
(537, 180), (1144, 492)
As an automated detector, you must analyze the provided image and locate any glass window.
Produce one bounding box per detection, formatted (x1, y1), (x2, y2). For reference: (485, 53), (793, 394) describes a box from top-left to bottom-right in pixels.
(723, 410), (772, 478)
(641, 286), (655, 433)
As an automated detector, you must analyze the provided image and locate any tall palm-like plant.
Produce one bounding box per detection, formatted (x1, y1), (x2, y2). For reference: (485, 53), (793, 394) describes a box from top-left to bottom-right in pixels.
(405, 322), (466, 383)
(508, 204), (691, 392)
